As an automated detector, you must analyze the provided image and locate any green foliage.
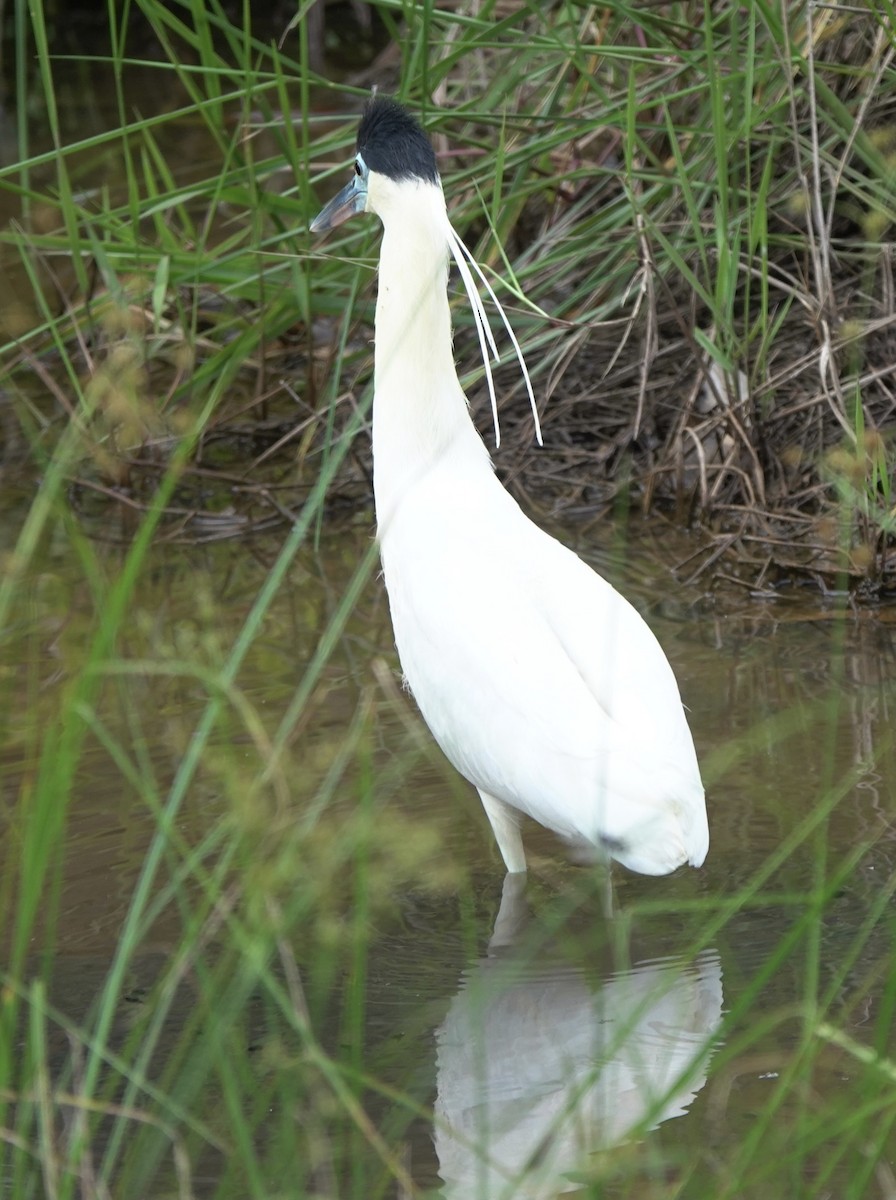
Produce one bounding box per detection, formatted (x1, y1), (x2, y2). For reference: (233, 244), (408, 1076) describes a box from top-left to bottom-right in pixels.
(4, 0), (895, 584)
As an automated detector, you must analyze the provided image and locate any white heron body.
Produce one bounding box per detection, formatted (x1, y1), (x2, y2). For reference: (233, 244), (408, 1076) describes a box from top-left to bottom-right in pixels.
(312, 100), (708, 876)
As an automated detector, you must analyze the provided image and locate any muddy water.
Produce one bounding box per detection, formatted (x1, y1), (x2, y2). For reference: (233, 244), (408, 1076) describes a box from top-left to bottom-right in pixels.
(4, 515), (895, 1195)
(32, 521), (896, 933)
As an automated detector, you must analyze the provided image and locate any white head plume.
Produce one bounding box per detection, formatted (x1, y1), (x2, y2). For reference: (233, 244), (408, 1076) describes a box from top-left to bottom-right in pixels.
(445, 221), (543, 450)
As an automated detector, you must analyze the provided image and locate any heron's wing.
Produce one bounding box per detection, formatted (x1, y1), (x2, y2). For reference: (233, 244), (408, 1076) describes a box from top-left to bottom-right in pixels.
(525, 526), (700, 765)
(383, 504), (703, 864)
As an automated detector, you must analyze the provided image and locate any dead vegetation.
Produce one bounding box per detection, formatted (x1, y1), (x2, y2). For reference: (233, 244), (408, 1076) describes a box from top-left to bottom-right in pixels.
(3, 2), (896, 597)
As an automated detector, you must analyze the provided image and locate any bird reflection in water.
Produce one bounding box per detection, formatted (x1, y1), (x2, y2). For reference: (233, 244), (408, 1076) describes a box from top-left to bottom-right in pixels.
(434, 875), (723, 1198)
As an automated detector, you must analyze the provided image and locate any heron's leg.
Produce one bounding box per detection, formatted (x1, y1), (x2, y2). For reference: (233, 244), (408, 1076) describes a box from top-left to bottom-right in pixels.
(478, 790), (526, 874)
(489, 871), (529, 950)
(599, 867), (616, 921)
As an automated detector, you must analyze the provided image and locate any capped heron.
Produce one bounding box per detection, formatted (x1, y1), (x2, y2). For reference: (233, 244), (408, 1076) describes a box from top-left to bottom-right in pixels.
(311, 98), (708, 876)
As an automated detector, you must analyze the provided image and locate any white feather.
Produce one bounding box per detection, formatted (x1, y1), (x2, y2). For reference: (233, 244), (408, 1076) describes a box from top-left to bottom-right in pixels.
(446, 222), (542, 448)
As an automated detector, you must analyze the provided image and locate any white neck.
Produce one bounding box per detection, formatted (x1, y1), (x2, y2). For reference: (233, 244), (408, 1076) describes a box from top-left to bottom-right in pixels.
(371, 181), (489, 532)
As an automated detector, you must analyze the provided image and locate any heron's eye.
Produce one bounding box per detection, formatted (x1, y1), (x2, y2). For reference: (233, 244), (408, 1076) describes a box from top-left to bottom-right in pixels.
(354, 160), (362, 177)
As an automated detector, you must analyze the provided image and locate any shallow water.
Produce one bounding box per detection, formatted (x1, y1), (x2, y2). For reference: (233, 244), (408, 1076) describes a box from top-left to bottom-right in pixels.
(4, 515), (895, 1196)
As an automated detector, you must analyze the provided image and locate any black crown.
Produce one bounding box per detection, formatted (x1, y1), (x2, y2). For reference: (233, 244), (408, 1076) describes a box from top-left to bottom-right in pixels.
(357, 97), (440, 186)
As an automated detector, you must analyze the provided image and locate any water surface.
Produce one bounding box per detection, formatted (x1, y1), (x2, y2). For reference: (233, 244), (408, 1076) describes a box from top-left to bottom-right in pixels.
(3, 515), (894, 1196)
